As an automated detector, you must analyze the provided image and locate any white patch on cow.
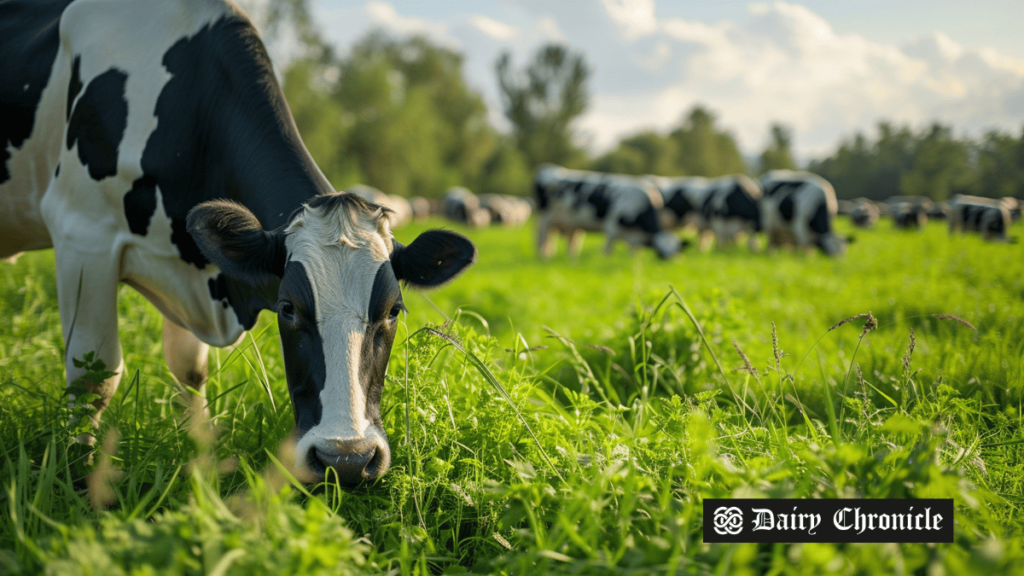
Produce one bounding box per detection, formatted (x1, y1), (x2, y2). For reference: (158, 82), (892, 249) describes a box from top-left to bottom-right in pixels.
(761, 170), (844, 255)
(286, 200), (394, 459)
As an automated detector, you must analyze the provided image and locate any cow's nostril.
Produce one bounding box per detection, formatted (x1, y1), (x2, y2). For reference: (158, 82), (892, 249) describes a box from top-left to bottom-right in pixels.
(313, 438), (390, 485)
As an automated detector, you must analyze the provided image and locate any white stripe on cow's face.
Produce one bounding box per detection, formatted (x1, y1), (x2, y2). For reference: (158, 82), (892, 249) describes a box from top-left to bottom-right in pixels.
(284, 198), (394, 461)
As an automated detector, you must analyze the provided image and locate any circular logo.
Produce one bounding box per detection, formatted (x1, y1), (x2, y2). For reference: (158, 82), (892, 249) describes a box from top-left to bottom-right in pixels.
(713, 506), (744, 535)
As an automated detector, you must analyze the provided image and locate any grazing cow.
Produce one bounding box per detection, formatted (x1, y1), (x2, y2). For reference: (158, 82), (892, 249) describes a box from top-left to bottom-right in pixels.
(999, 197), (1021, 222)
(479, 193), (532, 227)
(443, 187), (491, 228)
(534, 164), (680, 258)
(0, 0), (476, 485)
(948, 195), (1012, 241)
(760, 170), (846, 256)
(649, 176), (713, 232)
(892, 202), (928, 230)
(409, 196), (432, 221)
(700, 174), (763, 250)
(345, 184), (413, 228)
(849, 198), (880, 229)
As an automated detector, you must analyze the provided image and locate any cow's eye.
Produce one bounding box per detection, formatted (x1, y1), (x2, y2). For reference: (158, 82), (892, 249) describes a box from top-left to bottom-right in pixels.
(279, 301), (295, 320)
(389, 304), (402, 321)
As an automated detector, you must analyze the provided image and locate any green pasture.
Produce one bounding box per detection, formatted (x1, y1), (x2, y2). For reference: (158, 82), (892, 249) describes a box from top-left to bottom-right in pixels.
(2, 217), (1023, 574)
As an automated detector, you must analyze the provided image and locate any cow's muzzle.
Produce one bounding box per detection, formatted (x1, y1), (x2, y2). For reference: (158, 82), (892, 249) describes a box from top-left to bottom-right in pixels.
(310, 437), (390, 485)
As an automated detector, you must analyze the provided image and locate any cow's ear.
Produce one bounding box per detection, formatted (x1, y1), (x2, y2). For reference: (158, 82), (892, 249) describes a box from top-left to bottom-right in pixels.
(391, 229), (476, 289)
(186, 200), (286, 283)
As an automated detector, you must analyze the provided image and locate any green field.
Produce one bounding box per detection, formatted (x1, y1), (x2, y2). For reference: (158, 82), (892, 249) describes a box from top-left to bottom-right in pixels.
(2, 218), (1024, 574)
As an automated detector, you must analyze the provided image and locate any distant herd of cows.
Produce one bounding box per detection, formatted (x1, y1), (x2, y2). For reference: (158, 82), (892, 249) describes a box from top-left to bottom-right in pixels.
(352, 166), (1021, 260)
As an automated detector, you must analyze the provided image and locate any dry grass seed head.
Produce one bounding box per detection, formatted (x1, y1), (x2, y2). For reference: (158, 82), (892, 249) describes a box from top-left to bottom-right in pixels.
(932, 314), (977, 331)
(771, 322), (781, 370)
(829, 313), (869, 332)
(860, 312), (877, 337)
(902, 327), (916, 372)
(732, 339), (758, 380)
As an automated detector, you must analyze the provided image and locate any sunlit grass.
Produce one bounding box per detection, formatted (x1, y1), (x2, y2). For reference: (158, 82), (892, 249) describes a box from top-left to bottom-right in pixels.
(2, 218), (1023, 574)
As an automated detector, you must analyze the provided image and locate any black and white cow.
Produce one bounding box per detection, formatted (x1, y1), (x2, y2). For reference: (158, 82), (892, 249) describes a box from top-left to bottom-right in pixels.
(891, 202), (928, 230)
(849, 198), (880, 229)
(948, 195), (1012, 241)
(534, 164), (681, 258)
(760, 170), (846, 256)
(648, 175), (713, 232)
(443, 187), (491, 228)
(479, 193), (532, 227)
(700, 174), (763, 250)
(0, 0), (476, 485)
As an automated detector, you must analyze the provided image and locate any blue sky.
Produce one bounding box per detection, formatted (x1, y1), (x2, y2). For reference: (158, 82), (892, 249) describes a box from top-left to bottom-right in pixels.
(297, 0), (1024, 161)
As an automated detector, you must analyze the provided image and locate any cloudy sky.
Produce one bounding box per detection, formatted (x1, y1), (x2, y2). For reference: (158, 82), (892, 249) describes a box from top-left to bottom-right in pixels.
(306, 0), (1024, 163)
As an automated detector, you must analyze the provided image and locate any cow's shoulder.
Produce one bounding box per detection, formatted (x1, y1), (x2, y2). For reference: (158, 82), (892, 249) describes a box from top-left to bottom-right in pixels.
(0, 0), (77, 185)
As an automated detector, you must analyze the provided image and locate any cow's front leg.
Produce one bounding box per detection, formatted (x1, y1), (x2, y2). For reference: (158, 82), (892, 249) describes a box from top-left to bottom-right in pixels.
(55, 248), (123, 444)
(567, 229), (585, 258)
(163, 317), (211, 415)
(536, 216), (557, 258)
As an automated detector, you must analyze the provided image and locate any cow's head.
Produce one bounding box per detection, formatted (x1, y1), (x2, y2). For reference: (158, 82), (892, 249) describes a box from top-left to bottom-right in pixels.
(187, 193), (476, 485)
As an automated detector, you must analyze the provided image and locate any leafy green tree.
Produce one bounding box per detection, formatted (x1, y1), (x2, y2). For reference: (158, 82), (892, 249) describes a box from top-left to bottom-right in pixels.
(899, 123), (973, 201)
(669, 106), (746, 176)
(592, 131), (680, 176)
(976, 129), (1024, 198)
(759, 123), (796, 172)
(283, 31), (499, 198)
(496, 44), (591, 170)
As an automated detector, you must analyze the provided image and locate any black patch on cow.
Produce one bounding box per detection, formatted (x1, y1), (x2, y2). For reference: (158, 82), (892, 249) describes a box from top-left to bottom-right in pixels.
(134, 15), (333, 269)
(0, 0), (77, 183)
(664, 187), (694, 218)
(123, 175), (158, 235)
(362, 261), (402, 430)
(207, 274), (231, 309)
(725, 184), (762, 231)
(587, 184), (611, 219)
(619, 204), (660, 234)
(808, 202), (830, 235)
(54, 163), (60, 178)
(534, 179), (548, 210)
(988, 209), (1006, 235)
(67, 55), (82, 121)
(779, 194), (795, 221)
(66, 67), (129, 180)
(277, 261), (325, 431)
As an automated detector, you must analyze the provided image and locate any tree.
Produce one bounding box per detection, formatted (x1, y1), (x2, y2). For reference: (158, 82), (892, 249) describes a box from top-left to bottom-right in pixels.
(669, 106), (746, 176)
(496, 44), (591, 170)
(759, 123), (795, 172)
(283, 31), (499, 198)
(899, 123), (973, 201)
(591, 131), (680, 176)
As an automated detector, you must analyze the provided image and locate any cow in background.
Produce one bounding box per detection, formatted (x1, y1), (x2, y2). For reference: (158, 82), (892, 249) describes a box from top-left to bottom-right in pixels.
(949, 195), (1012, 242)
(649, 176), (713, 232)
(849, 198), (880, 229)
(479, 194), (532, 226)
(700, 174), (763, 251)
(760, 170), (847, 256)
(892, 202), (928, 230)
(443, 187), (491, 228)
(534, 164), (680, 259)
(345, 184), (413, 228)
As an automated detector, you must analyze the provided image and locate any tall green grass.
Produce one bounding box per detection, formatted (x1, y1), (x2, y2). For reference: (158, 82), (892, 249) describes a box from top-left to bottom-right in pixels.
(2, 219), (1023, 574)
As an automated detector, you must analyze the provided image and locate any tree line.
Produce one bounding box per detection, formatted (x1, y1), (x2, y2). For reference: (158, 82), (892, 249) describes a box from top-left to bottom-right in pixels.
(279, 29), (1024, 201)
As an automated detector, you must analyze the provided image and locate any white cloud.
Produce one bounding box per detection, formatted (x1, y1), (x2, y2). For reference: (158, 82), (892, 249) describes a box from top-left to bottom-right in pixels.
(468, 15), (519, 42)
(309, 0), (1024, 161)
